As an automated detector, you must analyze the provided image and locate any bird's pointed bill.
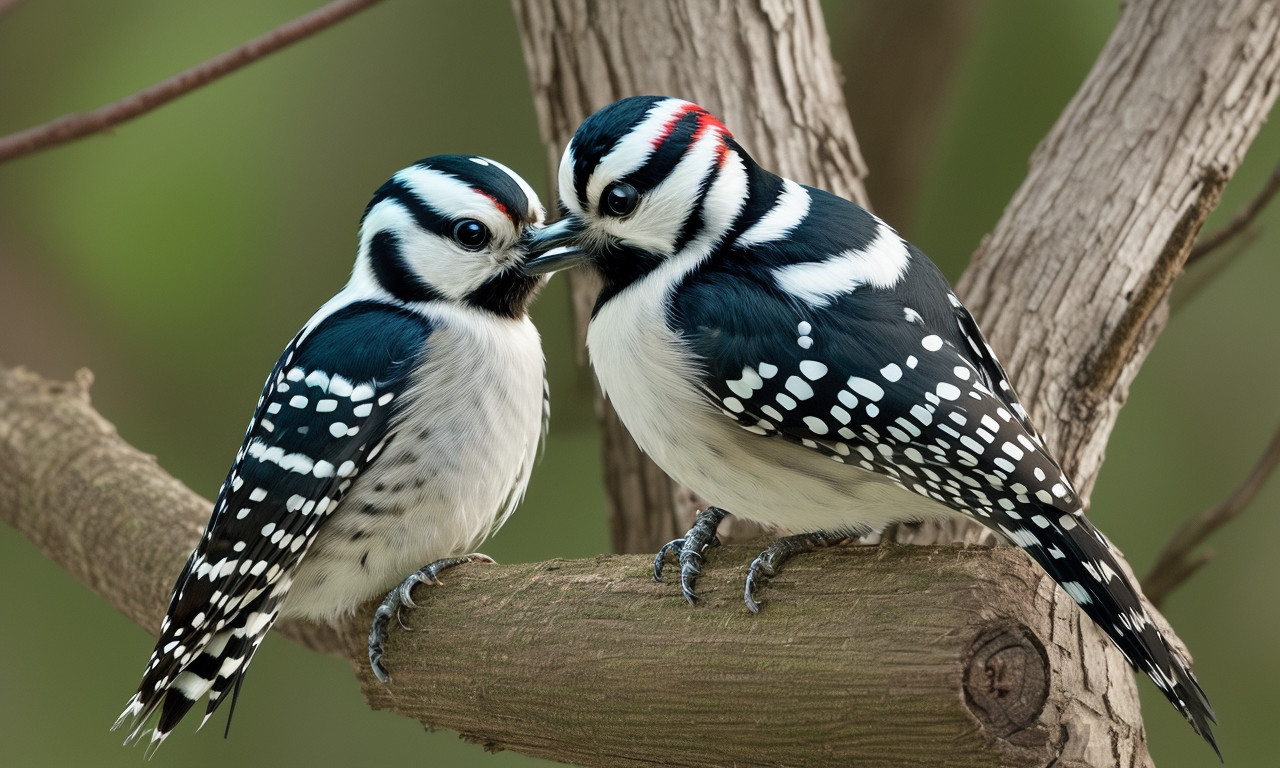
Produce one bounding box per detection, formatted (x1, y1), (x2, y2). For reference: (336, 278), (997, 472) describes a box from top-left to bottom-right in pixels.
(524, 218), (590, 274)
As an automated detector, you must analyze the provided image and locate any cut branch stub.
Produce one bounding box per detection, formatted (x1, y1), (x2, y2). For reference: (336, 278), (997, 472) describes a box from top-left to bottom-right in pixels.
(964, 623), (1050, 745)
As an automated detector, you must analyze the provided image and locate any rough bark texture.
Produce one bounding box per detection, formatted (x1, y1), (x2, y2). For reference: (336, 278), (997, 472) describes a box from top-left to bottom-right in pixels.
(0, 363), (1144, 766)
(4, 0), (1279, 765)
(512, 0), (1280, 764)
(956, 1), (1280, 502)
(514, 0), (868, 554)
(349, 546), (1139, 768)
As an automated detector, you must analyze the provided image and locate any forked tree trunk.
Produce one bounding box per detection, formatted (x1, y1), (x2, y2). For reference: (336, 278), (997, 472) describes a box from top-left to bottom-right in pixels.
(1, 1), (1277, 766)
(512, 0), (1280, 764)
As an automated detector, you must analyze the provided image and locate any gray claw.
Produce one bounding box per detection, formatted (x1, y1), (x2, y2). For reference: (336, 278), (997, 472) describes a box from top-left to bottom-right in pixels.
(653, 538), (685, 581)
(367, 553), (494, 683)
(652, 507), (727, 603)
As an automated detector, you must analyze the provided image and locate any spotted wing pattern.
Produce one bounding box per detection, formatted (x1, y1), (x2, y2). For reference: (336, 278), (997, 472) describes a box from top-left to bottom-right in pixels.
(674, 228), (1216, 744)
(116, 302), (430, 753)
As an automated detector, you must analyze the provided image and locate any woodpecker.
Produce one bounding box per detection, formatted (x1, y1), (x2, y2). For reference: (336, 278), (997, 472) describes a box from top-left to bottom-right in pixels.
(525, 96), (1218, 755)
(115, 155), (548, 754)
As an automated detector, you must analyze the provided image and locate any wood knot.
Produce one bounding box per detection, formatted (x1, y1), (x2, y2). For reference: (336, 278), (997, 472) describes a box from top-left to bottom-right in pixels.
(963, 623), (1049, 743)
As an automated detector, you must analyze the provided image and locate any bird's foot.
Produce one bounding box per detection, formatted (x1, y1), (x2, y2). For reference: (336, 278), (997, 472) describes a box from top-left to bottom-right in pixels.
(368, 553), (495, 683)
(744, 531), (853, 613)
(653, 506), (728, 603)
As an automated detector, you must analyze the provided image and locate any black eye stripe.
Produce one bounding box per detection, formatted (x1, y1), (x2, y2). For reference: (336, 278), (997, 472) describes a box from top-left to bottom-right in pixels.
(571, 96), (669, 209)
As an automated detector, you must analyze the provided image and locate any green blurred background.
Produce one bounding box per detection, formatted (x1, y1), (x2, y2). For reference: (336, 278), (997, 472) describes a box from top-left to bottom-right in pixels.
(0, 2), (1275, 766)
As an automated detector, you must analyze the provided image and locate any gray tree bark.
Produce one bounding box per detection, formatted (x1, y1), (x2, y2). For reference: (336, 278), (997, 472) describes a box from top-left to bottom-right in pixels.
(2, 0), (1278, 766)
(0, 363), (1139, 767)
(512, 0), (1280, 763)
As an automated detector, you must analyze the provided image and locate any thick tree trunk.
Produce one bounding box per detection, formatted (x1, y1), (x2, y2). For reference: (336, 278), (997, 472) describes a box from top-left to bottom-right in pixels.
(955, 1), (1280, 502)
(514, 0), (869, 554)
(512, 0), (1280, 764)
(3, 0), (1278, 766)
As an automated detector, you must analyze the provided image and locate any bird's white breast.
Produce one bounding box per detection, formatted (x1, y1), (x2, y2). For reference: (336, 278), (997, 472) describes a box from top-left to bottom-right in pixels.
(587, 267), (948, 535)
(284, 306), (544, 621)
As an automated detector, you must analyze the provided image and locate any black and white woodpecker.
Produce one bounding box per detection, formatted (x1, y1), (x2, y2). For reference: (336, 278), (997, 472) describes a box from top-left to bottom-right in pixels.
(524, 96), (1218, 755)
(115, 155), (549, 754)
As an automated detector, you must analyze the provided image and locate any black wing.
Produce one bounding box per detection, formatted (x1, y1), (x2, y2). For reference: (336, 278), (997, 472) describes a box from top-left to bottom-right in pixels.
(674, 243), (1077, 522)
(118, 301), (431, 751)
(675, 208), (1216, 749)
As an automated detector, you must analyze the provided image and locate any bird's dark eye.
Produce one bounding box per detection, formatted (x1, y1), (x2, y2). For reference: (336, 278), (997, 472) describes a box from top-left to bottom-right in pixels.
(601, 182), (639, 217)
(452, 219), (490, 250)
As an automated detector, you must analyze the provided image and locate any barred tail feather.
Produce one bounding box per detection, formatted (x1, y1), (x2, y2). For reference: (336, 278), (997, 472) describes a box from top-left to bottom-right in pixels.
(113, 591), (284, 757)
(1010, 507), (1219, 758)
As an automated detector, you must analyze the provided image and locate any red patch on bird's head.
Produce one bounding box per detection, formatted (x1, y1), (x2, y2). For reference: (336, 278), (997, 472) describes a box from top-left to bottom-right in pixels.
(475, 189), (515, 224)
(651, 103), (733, 148)
(650, 102), (734, 170)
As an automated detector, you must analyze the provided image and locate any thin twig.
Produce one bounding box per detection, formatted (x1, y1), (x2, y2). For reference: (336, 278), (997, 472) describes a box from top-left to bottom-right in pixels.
(1185, 159), (1280, 266)
(1172, 228), (1259, 311)
(1144, 421), (1280, 607)
(0, 0), (27, 21)
(0, 0), (384, 165)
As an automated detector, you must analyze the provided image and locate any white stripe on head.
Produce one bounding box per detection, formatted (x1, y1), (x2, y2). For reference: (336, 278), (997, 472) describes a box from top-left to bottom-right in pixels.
(392, 164), (515, 241)
(772, 219), (911, 306)
(586, 98), (696, 207)
(605, 118), (735, 254)
(739, 179), (811, 246)
(483, 156), (546, 225)
(558, 139), (582, 216)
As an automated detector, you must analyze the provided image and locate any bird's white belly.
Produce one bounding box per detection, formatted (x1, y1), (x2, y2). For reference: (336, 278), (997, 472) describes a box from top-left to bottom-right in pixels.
(284, 314), (544, 621)
(588, 277), (948, 534)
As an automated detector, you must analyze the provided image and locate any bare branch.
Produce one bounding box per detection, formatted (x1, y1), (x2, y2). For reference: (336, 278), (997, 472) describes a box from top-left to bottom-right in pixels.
(0, 361), (1152, 767)
(1144, 421), (1280, 607)
(0, 0), (26, 22)
(0, 0), (383, 165)
(1186, 159), (1280, 265)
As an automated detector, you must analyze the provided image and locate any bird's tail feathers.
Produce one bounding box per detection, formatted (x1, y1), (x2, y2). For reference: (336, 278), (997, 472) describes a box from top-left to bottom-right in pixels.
(1010, 508), (1219, 758)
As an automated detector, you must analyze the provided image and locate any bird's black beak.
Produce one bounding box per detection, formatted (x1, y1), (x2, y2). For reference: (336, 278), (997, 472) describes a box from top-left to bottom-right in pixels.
(523, 217), (591, 275)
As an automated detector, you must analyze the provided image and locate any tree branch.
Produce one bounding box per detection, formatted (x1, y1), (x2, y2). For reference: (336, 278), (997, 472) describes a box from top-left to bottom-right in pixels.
(1186, 159), (1280, 266)
(1144, 421), (1280, 607)
(0, 0), (383, 165)
(1, 362), (1151, 767)
(956, 2), (1280, 507)
(3, 0), (1278, 765)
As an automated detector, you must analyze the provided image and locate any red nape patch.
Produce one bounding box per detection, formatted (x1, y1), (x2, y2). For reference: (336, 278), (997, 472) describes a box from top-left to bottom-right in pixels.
(651, 104), (700, 148)
(714, 137), (732, 168)
(652, 103), (735, 165)
(475, 190), (516, 224)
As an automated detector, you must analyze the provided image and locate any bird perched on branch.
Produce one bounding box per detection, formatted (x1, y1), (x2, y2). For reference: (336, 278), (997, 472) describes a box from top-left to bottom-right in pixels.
(525, 95), (1218, 756)
(115, 155), (548, 755)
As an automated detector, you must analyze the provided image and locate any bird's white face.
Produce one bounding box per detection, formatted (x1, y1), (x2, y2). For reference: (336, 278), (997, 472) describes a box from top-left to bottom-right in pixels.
(529, 97), (749, 283)
(353, 155), (547, 315)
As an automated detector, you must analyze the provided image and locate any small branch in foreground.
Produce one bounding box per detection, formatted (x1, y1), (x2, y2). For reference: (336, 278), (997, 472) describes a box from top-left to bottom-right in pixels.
(1144, 420), (1280, 607)
(0, 0), (383, 165)
(1186, 159), (1280, 266)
